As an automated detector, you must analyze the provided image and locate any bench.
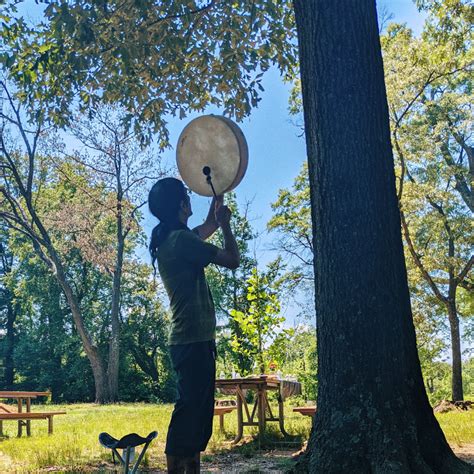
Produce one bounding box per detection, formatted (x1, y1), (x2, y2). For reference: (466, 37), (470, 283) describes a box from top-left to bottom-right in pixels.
(293, 406), (316, 417)
(214, 404), (237, 432)
(0, 411), (66, 436)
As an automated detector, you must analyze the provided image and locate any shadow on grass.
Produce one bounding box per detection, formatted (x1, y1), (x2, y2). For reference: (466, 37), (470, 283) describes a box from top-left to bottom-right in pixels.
(202, 426), (305, 473)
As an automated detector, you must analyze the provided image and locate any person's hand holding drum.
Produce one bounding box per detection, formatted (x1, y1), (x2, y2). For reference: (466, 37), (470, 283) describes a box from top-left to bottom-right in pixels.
(215, 201), (231, 228)
(213, 195), (224, 219)
(214, 195), (224, 209)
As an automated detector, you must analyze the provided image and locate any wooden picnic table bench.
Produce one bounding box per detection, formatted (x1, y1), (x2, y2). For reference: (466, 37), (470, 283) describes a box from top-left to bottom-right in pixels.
(293, 406), (317, 417)
(0, 412), (66, 435)
(214, 406), (236, 432)
(0, 391), (66, 436)
(214, 399), (237, 432)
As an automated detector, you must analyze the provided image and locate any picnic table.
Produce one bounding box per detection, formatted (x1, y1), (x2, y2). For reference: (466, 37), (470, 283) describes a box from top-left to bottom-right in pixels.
(215, 376), (301, 443)
(0, 391), (66, 437)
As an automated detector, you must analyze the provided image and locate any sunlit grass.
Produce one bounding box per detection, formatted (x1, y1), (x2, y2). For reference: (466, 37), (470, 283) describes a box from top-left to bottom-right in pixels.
(0, 404), (173, 473)
(0, 403), (471, 472)
(437, 409), (474, 447)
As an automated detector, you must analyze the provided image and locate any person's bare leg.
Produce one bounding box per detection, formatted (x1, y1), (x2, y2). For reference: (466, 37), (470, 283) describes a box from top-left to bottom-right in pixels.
(184, 452), (200, 473)
(167, 455), (185, 474)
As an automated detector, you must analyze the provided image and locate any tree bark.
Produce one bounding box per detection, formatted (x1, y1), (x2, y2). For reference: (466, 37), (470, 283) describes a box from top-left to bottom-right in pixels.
(447, 300), (463, 402)
(292, 1), (470, 472)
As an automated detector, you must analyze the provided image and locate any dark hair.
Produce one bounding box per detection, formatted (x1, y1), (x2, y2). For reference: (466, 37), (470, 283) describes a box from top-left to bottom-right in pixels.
(148, 178), (188, 271)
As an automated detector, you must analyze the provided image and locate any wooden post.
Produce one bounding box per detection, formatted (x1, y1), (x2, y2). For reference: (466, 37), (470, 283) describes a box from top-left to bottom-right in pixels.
(0, 420), (3, 437)
(219, 414), (224, 432)
(17, 398), (22, 437)
(26, 398), (31, 436)
(278, 393), (290, 437)
(257, 387), (265, 437)
(48, 416), (53, 435)
(233, 392), (243, 444)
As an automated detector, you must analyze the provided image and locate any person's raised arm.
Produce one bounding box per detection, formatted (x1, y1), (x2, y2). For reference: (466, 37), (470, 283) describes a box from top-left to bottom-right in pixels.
(211, 204), (240, 270)
(193, 195), (223, 240)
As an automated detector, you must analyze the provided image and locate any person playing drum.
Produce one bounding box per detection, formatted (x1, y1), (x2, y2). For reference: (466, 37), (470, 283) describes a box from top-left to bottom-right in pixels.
(148, 177), (240, 474)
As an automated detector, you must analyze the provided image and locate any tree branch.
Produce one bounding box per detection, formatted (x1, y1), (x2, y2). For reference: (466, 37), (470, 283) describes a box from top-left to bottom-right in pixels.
(399, 209), (447, 304)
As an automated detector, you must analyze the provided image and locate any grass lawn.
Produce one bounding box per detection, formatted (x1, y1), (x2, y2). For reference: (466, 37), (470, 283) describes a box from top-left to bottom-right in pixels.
(0, 403), (472, 473)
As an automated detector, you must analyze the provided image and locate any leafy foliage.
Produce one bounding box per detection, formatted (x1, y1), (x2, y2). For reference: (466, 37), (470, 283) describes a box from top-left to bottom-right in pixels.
(230, 263), (283, 375)
(1, 0), (298, 144)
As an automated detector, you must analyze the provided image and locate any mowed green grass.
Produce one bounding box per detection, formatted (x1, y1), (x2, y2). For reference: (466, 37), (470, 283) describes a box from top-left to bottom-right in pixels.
(0, 403), (471, 473)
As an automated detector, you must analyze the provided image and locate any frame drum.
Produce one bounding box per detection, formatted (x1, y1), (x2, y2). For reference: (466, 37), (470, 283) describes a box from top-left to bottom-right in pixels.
(176, 115), (248, 197)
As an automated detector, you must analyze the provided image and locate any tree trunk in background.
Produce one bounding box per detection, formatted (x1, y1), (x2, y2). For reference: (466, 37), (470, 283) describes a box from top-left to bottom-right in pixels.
(447, 300), (463, 402)
(5, 296), (16, 388)
(107, 218), (124, 403)
(292, 1), (470, 472)
(53, 256), (110, 402)
(47, 289), (65, 403)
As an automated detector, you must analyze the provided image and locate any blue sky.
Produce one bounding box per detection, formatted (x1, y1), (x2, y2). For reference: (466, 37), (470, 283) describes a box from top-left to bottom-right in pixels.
(141, 1), (428, 323)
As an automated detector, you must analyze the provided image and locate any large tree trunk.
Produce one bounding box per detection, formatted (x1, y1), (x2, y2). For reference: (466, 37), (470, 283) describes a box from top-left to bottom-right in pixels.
(447, 300), (463, 402)
(292, 1), (470, 472)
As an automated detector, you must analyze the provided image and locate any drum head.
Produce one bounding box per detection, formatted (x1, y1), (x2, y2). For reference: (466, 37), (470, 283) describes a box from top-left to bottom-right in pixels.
(176, 115), (248, 197)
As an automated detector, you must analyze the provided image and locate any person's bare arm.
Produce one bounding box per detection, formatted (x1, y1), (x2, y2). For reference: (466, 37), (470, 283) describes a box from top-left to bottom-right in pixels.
(211, 205), (240, 270)
(193, 196), (223, 240)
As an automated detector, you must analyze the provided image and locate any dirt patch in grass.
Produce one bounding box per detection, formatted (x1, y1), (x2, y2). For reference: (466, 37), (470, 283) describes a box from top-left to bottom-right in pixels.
(201, 448), (297, 473)
(97, 443), (473, 473)
(452, 444), (474, 466)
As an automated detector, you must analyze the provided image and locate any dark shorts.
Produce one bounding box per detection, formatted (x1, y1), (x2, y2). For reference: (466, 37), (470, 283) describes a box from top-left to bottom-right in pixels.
(165, 340), (216, 457)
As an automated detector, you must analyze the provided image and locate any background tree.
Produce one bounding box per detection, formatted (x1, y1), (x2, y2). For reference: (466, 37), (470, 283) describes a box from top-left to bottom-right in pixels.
(292, 0), (468, 471)
(268, 161), (315, 320)
(10, 248), (95, 401)
(382, 11), (473, 401)
(275, 2), (473, 404)
(266, 326), (317, 401)
(120, 261), (175, 402)
(268, 161), (313, 287)
(0, 179), (174, 402)
(230, 261), (283, 375)
(206, 193), (256, 376)
(0, 82), (109, 401)
(0, 93), (161, 401)
(65, 107), (162, 400)
(0, 227), (18, 388)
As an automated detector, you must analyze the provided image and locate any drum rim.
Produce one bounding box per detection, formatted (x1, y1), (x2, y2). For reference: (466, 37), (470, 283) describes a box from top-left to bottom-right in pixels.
(211, 115), (248, 193)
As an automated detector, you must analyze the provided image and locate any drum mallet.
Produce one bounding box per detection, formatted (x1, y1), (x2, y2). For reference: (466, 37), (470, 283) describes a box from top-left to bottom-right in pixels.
(202, 166), (218, 198)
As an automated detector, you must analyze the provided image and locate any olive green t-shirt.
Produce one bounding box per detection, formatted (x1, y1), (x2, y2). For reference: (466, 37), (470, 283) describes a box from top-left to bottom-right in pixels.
(157, 229), (219, 345)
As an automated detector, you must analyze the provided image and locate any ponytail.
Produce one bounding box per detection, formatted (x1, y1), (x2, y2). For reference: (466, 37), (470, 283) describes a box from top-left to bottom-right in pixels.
(149, 223), (164, 274)
(149, 220), (187, 274)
